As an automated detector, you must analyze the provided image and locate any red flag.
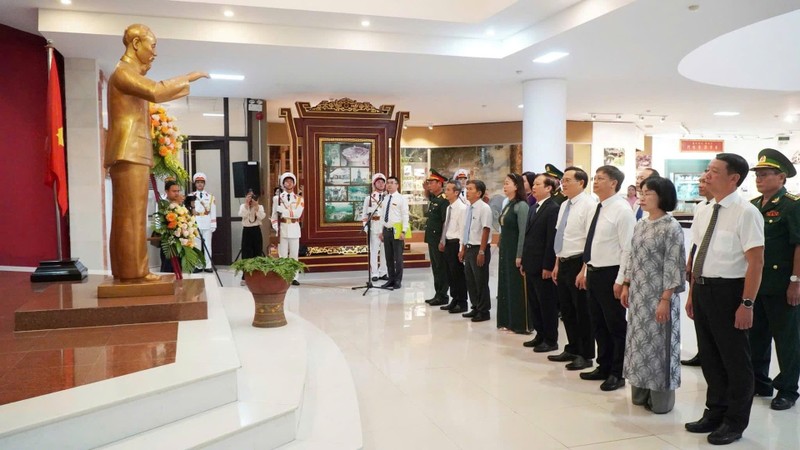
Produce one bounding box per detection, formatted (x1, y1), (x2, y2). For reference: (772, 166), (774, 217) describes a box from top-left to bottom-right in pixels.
(46, 51), (68, 216)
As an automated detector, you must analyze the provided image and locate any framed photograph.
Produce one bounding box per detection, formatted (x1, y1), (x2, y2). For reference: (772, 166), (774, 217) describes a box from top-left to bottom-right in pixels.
(603, 147), (625, 166)
(319, 137), (375, 226)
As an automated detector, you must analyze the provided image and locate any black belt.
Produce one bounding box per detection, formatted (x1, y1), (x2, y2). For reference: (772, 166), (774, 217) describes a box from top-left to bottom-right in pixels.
(558, 254), (582, 263)
(465, 244), (489, 249)
(586, 264), (618, 273)
(694, 277), (744, 286)
(445, 239), (460, 244)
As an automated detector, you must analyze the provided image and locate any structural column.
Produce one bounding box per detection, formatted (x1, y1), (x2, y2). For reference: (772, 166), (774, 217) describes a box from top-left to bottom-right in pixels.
(522, 78), (566, 173)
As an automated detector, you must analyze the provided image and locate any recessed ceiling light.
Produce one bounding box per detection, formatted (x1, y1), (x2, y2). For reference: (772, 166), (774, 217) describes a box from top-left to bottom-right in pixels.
(361, 19), (370, 27)
(402, 124), (408, 130)
(518, 104), (524, 109)
(223, 10), (234, 17)
(428, 124), (434, 130)
(209, 73), (245, 81)
(615, 114), (622, 120)
(203, 113), (224, 117)
(590, 114), (596, 121)
(660, 116), (666, 123)
(60, 0), (72, 5)
(639, 115), (645, 121)
(533, 51), (569, 64)
(485, 29), (495, 37)
(713, 111), (739, 116)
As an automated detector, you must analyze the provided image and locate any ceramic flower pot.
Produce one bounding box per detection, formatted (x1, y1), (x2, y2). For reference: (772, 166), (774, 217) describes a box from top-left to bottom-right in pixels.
(243, 271), (289, 328)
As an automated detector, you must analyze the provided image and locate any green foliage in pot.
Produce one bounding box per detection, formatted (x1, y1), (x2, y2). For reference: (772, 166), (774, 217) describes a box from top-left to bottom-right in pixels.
(231, 256), (307, 284)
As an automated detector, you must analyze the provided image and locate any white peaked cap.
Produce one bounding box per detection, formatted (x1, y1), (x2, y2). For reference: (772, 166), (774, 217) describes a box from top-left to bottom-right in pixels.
(372, 172), (386, 185)
(454, 168), (469, 179)
(193, 172), (207, 182)
(280, 172), (296, 186)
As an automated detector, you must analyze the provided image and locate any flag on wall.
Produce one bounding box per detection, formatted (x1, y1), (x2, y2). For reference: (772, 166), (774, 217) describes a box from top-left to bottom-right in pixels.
(46, 51), (68, 216)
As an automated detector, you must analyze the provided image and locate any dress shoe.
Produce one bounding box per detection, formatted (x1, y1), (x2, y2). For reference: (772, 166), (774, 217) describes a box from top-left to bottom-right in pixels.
(193, 268), (203, 274)
(685, 416), (722, 434)
(462, 310), (478, 318)
(204, 268), (213, 273)
(449, 304), (468, 314)
(372, 276), (379, 282)
(565, 356), (593, 370)
(471, 312), (490, 322)
(580, 368), (608, 381)
(707, 423), (742, 445)
(392, 283), (402, 289)
(429, 298), (449, 306)
(771, 396), (796, 411)
(440, 302), (455, 311)
(380, 281), (395, 289)
(600, 375), (626, 391)
(523, 335), (544, 348)
(547, 351), (576, 362)
(378, 274), (389, 280)
(291, 280), (300, 286)
(533, 342), (558, 353)
(680, 354), (702, 367)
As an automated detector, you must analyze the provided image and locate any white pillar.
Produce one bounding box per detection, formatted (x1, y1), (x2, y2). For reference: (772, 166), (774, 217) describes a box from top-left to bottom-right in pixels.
(522, 79), (566, 173)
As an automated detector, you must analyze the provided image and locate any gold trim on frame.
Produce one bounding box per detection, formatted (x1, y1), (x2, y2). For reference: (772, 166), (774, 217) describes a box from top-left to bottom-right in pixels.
(305, 245), (368, 255)
(307, 98), (382, 114)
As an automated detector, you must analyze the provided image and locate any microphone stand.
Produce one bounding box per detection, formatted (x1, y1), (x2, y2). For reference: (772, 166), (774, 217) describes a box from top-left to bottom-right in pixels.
(351, 194), (386, 295)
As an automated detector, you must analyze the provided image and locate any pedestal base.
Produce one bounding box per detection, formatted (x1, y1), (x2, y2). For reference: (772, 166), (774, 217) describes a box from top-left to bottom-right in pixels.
(97, 275), (176, 298)
(30, 258), (88, 282)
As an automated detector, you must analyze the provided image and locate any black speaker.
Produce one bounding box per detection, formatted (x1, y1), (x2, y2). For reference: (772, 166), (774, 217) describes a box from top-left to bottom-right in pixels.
(232, 161), (261, 198)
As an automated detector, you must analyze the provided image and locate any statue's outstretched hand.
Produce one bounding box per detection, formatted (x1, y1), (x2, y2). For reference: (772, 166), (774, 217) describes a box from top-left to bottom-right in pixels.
(188, 72), (210, 82)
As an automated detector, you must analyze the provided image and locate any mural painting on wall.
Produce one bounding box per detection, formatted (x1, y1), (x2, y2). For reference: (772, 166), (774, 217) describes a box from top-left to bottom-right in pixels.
(321, 138), (374, 224)
(603, 147), (625, 166)
(401, 145), (513, 231)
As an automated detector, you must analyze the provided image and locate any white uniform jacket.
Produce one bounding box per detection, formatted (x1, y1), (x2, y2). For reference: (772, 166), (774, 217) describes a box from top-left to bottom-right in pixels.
(361, 191), (387, 234)
(191, 190), (216, 231)
(271, 191), (304, 239)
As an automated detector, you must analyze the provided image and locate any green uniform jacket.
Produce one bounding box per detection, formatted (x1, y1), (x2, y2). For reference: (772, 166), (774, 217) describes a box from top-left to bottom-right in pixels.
(752, 187), (800, 296)
(551, 188), (568, 205)
(424, 192), (448, 245)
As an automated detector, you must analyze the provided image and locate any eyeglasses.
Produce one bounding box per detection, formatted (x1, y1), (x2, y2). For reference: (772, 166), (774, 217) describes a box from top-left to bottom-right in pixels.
(591, 176), (610, 182)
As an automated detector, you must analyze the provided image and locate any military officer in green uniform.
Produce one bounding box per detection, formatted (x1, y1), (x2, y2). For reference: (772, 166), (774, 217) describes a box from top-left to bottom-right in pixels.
(424, 169), (450, 306)
(545, 164), (567, 205)
(749, 148), (800, 411)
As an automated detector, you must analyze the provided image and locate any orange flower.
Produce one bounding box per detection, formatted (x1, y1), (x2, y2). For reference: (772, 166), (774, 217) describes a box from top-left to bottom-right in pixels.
(158, 136), (166, 144)
(161, 126), (169, 133)
(159, 146), (169, 156)
(167, 221), (177, 229)
(166, 212), (177, 222)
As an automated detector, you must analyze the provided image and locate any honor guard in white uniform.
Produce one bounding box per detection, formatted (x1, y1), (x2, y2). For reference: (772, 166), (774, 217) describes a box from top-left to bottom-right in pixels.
(361, 173), (389, 281)
(191, 172), (216, 272)
(454, 168), (470, 203)
(271, 172), (304, 285)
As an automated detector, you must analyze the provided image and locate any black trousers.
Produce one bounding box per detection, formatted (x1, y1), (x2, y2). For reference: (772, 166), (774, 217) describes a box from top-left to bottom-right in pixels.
(383, 228), (404, 285)
(443, 240), (467, 305)
(428, 241), (449, 300)
(751, 292), (800, 401)
(464, 246), (491, 313)
(528, 271), (559, 346)
(587, 266), (626, 378)
(241, 226), (264, 260)
(693, 279), (753, 432)
(556, 256), (594, 359)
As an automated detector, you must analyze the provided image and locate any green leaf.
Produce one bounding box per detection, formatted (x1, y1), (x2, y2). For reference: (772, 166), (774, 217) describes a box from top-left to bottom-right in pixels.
(230, 256), (306, 284)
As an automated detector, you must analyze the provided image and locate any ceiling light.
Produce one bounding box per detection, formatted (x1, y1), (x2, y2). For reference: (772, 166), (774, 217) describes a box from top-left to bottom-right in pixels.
(532, 51), (569, 64)
(60, 0), (71, 5)
(660, 116), (666, 123)
(428, 124), (434, 130)
(402, 124), (408, 130)
(590, 114), (596, 121)
(639, 115), (645, 121)
(361, 19), (370, 27)
(209, 73), (245, 81)
(223, 10), (234, 17)
(713, 111), (740, 116)
(485, 29), (495, 37)
(518, 104), (524, 109)
(203, 113), (224, 117)
(615, 114), (622, 120)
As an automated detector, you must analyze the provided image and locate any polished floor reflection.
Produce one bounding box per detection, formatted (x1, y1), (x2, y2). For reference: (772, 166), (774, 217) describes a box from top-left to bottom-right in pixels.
(0, 272), (178, 405)
(217, 237), (798, 450)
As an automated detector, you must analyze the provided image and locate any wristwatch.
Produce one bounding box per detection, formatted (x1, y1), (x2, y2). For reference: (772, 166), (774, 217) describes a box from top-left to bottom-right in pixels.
(741, 298), (754, 309)
(791, 275), (800, 283)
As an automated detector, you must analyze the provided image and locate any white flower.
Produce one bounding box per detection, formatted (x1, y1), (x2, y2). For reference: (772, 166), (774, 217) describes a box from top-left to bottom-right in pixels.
(173, 230), (181, 237)
(179, 238), (188, 246)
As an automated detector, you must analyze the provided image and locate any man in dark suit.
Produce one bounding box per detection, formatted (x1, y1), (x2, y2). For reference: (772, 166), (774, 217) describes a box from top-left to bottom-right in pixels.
(521, 173), (561, 353)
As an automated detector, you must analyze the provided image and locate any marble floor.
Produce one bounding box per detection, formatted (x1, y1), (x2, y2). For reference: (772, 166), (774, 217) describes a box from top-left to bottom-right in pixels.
(220, 242), (798, 450)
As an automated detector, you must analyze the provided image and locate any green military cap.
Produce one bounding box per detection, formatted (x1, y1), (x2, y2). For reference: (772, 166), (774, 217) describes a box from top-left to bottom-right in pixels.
(544, 164), (563, 180)
(426, 169), (447, 183)
(750, 148), (797, 178)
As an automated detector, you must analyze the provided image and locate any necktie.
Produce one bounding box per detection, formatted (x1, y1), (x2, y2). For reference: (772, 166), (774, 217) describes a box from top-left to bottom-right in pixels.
(462, 205), (474, 245)
(553, 200), (572, 255)
(693, 203), (721, 279)
(384, 194), (393, 222)
(441, 205), (452, 246)
(583, 203), (603, 263)
(635, 205), (643, 221)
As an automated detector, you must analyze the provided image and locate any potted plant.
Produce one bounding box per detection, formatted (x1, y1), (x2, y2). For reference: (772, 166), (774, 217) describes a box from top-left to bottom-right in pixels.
(231, 256), (306, 328)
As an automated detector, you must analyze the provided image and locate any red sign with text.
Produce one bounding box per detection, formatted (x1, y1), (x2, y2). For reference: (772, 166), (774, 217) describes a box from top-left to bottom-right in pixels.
(680, 139), (724, 152)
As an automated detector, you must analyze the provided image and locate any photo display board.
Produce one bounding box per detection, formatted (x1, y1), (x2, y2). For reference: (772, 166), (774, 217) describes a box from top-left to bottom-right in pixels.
(320, 138), (375, 225)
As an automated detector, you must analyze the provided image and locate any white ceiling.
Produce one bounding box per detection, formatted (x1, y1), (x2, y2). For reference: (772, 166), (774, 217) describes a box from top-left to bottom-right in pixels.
(2, 0), (799, 138)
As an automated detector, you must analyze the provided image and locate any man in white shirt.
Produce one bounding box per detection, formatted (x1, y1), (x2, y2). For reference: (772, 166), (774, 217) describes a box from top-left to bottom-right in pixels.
(361, 173), (388, 282)
(684, 153), (764, 446)
(578, 166), (635, 392)
(634, 168), (660, 221)
(549, 167), (598, 371)
(379, 176), (409, 290)
(458, 179), (493, 322)
(439, 179), (469, 313)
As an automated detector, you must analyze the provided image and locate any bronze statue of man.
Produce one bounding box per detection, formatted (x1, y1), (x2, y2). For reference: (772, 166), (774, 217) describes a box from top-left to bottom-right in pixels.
(106, 24), (207, 282)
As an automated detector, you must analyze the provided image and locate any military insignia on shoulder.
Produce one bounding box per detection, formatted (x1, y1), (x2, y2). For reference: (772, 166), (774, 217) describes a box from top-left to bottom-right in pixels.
(785, 193), (800, 201)
(766, 211), (780, 217)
